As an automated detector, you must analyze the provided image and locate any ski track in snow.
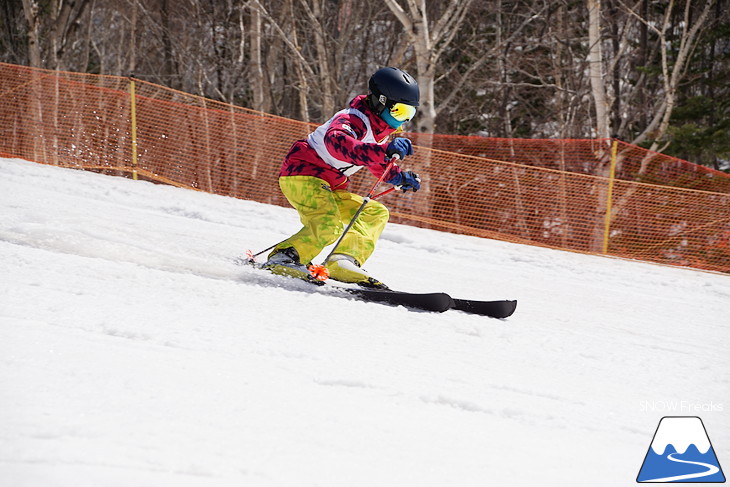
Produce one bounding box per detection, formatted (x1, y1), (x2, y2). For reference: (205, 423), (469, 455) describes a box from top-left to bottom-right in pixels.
(0, 158), (728, 487)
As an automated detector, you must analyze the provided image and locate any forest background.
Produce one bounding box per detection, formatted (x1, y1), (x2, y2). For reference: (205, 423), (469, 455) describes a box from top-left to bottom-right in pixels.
(1, 0), (728, 171)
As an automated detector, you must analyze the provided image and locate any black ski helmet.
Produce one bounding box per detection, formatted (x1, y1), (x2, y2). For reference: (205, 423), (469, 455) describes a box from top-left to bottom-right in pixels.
(368, 67), (420, 114)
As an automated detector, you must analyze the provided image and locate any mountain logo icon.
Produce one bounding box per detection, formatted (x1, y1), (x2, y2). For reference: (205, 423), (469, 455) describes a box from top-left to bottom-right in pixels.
(637, 416), (725, 483)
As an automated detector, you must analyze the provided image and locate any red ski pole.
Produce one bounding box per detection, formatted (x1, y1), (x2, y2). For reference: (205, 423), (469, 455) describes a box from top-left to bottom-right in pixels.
(371, 186), (398, 200)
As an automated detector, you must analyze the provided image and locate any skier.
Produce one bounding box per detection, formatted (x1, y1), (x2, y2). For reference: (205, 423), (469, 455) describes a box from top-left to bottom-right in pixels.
(264, 67), (422, 289)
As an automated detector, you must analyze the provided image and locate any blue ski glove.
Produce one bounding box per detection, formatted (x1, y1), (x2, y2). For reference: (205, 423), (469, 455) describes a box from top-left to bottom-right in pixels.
(386, 137), (414, 160)
(387, 170), (421, 192)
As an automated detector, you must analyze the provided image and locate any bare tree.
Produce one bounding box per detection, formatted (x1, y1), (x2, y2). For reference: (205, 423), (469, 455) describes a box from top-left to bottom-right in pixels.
(383, 0), (474, 134)
(626, 0), (715, 152)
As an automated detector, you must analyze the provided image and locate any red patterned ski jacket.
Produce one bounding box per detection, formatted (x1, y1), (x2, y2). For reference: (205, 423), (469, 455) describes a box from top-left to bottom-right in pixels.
(279, 95), (401, 191)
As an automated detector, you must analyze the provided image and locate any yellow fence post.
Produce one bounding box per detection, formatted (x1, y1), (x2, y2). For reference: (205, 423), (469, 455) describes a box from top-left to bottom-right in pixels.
(129, 77), (138, 180)
(602, 139), (619, 254)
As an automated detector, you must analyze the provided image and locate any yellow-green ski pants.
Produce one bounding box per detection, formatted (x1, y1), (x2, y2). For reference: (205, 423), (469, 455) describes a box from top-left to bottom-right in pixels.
(273, 176), (390, 265)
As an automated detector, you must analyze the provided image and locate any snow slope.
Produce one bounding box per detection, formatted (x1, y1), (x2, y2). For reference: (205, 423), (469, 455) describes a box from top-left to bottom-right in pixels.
(1, 157), (728, 486)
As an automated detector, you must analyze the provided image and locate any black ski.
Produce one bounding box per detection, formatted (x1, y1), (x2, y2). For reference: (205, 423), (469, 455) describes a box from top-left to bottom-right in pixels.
(336, 288), (454, 313)
(451, 298), (517, 319)
(240, 257), (516, 318)
(341, 289), (517, 318)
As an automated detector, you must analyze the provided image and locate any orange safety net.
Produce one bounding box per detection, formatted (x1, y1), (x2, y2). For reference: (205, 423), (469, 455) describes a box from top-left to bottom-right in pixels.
(2, 62), (729, 274)
(408, 133), (730, 193)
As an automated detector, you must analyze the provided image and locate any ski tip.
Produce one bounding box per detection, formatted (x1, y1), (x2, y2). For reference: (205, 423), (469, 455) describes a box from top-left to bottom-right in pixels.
(499, 300), (518, 319)
(451, 298), (517, 319)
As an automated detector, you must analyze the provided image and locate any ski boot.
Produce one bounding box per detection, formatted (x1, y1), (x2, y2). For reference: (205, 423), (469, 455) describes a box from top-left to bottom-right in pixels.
(263, 247), (323, 285)
(325, 254), (389, 290)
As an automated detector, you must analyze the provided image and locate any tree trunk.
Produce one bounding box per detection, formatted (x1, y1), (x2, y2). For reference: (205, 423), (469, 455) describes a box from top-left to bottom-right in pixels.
(299, 0), (334, 120)
(248, 3), (270, 113)
(588, 0), (610, 139)
(159, 0), (180, 90)
(21, 0), (41, 67)
(127, 0), (137, 75)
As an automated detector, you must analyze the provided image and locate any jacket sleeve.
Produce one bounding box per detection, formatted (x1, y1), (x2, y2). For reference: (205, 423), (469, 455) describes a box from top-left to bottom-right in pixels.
(323, 114), (400, 180)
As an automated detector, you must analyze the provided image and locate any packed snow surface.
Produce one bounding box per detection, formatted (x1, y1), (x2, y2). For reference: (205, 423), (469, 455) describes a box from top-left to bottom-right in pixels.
(1, 157), (728, 486)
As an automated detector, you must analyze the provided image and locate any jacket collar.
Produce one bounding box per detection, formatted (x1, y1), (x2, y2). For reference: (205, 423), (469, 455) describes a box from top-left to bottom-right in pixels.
(350, 95), (394, 142)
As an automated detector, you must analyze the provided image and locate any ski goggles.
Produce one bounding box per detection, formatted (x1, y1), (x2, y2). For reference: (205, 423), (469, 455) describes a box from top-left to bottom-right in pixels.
(389, 103), (417, 122)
